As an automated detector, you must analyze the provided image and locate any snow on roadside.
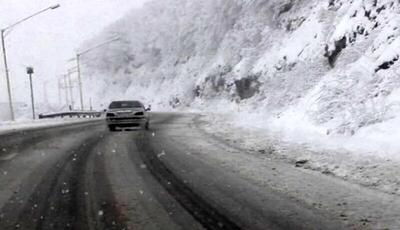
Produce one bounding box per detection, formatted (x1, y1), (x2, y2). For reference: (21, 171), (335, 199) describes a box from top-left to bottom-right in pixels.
(84, 0), (400, 138)
(80, 0), (400, 196)
(198, 112), (400, 195)
(0, 118), (101, 135)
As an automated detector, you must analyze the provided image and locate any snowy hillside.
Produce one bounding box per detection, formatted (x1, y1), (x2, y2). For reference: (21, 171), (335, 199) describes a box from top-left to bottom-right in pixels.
(82, 0), (400, 137)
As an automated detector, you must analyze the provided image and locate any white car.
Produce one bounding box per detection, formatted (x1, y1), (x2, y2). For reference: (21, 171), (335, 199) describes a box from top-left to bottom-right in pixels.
(106, 100), (150, 131)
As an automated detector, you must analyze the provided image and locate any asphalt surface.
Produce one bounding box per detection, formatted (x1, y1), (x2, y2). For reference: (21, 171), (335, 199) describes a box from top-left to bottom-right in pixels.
(0, 113), (375, 230)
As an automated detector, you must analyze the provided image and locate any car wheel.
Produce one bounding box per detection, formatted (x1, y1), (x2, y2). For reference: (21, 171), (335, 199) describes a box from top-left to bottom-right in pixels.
(108, 125), (116, 132)
(145, 121), (150, 130)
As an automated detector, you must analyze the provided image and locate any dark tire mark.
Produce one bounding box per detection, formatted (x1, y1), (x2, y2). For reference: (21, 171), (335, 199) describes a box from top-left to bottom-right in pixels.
(32, 137), (99, 230)
(0, 121), (105, 164)
(135, 132), (242, 230)
(0, 131), (127, 230)
(86, 143), (129, 230)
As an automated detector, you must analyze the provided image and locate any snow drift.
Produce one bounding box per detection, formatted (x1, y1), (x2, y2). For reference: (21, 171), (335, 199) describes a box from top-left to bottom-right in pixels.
(81, 0), (400, 137)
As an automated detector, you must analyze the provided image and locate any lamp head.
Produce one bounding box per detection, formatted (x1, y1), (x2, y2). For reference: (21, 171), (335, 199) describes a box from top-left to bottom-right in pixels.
(26, 67), (34, 75)
(50, 4), (60, 10)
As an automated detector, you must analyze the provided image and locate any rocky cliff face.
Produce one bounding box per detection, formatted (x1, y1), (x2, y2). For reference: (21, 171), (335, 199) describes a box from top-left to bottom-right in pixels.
(82, 0), (400, 135)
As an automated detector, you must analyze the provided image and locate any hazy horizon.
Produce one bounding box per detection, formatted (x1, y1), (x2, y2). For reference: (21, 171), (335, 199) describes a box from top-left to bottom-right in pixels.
(0, 0), (148, 109)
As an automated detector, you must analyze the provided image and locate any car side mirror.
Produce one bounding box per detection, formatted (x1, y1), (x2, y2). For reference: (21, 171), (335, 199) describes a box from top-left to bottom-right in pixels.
(103, 109), (107, 113)
(145, 105), (151, 111)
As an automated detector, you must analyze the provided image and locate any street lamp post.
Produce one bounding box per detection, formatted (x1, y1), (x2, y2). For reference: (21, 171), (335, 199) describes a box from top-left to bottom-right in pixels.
(1, 29), (14, 121)
(1, 4), (60, 121)
(26, 67), (35, 120)
(72, 37), (120, 111)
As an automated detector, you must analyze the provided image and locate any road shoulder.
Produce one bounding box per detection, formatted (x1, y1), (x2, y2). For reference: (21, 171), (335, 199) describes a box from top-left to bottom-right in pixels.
(159, 113), (400, 229)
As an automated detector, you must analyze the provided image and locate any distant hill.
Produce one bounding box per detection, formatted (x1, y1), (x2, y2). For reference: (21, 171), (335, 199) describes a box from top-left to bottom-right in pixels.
(81, 0), (400, 135)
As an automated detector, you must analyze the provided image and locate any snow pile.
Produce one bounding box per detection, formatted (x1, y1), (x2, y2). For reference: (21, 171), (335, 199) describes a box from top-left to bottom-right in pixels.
(0, 117), (98, 135)
(82, 0), (400, 147)
(199, 112), (400, 195)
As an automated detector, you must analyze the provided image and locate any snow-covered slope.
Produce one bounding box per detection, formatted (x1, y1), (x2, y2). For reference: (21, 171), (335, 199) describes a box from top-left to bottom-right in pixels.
(82, 0), (400, 137)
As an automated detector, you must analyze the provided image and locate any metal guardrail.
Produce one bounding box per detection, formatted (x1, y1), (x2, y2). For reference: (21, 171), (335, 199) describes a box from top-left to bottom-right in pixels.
(38, 111), (102, 119)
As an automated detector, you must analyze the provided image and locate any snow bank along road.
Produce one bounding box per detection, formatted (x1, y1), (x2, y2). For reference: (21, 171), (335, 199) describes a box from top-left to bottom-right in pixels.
(0, 113), (398, 230)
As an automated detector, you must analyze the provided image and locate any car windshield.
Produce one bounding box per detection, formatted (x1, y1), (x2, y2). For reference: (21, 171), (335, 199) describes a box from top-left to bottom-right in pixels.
(109, 101), (142, 109)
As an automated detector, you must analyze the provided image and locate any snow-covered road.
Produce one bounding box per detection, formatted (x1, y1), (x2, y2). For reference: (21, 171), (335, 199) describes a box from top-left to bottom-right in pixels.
(0, 113), (398, 229)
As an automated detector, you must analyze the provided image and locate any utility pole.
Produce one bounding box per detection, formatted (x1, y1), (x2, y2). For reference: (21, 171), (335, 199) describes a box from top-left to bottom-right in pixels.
(27, 67), (35, 120)
(89, 97), (93, 111)
(76, 54), (84, 110)
(63, 74), (69, 109)
(67, 71), (74, 110)
(1, 29), (15, 121)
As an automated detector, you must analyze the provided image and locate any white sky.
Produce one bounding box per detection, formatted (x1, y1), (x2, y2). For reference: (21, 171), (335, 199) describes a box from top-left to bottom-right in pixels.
(0, 0), (147, 106)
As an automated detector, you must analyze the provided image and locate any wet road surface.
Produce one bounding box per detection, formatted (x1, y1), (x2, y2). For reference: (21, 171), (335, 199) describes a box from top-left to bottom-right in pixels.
(0, 113), (389, 229)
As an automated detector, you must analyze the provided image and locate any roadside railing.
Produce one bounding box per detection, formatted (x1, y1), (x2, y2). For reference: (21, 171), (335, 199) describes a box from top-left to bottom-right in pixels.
(38, 111), (102, 119)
